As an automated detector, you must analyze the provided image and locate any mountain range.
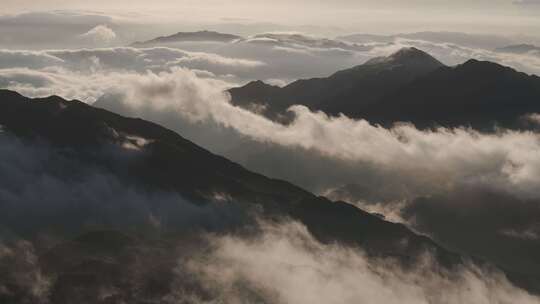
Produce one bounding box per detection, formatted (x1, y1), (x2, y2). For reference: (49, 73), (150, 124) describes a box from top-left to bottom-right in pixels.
(0, 89), (473, 303)
(338, 31), (517, 49)
(241, 32), (371, 51)
(496, 44), (540, 54)
(230, 47), (540, 130)
(2, 46), (540, 302)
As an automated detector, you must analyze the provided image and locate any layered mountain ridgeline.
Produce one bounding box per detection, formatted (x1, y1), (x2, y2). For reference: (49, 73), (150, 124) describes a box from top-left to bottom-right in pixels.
(338, 31), (516, 49)
(131, 30), (242, 46)
(0, 89), (455, 254)
(241, 33), (372, 51)
(230, 47), (540, 130)
(0, 90), (479, 303)
(495, 44), (540, 54)
(132, 31), (369, 51)
(360, 59), (540, 129)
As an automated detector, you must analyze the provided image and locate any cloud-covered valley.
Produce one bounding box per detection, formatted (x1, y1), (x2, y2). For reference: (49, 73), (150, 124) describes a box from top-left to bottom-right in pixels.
(3, 41), (540, 240)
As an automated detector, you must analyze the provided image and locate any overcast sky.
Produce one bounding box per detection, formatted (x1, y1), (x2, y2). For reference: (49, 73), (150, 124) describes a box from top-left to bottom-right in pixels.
(2, 0), (540, 36)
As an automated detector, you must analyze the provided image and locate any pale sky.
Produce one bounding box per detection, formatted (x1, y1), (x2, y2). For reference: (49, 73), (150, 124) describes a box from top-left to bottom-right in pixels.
(2, 0), (540, 35)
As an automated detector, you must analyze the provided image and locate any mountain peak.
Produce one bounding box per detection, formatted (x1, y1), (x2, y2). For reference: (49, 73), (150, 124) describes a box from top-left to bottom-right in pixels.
(460, 58), (512, 71)
(243, 80), (276, 89)
(228, 80), (281, 105)
(365, 47), (443, 68)
(170, 30), (227, 37)
(132, 30), (242, 46)
(452, 59), (525, 78)
(390, 47), (430, 60)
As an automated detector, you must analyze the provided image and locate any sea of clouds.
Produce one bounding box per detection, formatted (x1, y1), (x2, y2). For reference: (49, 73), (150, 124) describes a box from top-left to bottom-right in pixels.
(2, 12), (540, 301)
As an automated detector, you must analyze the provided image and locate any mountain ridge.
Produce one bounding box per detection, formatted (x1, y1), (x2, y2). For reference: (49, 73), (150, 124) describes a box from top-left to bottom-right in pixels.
(229, 47), (444, 121)
(495, 44), (540, 54)
(132, 30), (242, 46)
(1, 89), (539, 301)
(0, 88), (454, 257)
(230, 48), (540, 130)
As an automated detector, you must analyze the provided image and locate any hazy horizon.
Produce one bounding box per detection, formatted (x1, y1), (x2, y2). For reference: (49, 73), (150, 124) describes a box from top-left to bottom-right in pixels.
(3, 0), (540, 37)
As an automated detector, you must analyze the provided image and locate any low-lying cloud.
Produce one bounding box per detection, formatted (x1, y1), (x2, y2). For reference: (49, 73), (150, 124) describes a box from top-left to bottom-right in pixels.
(175, 220), (540, 304)
(91, 68), (540, 201)
(4, 54), (540, 222)
(0, 46), (264, 75)
(0, 240), (52, 303)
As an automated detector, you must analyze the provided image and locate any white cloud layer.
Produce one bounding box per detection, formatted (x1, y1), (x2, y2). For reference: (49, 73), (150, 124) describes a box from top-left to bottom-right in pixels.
(4, 56), (540, 201)
(0, 47), (267, 101)
(4, 48), (540, 201)
(0, 47), (265, 73)
(90, 68), (540, 201)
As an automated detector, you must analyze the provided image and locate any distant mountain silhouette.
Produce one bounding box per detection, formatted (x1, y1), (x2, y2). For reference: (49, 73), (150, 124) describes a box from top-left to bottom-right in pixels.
(230, 47), (444, 121)
(0, 89), (472, 303)
(496, 44), (540, 54)
(230, 48), (540, 130)
(241, 32), (372, 51)
(338, 31), (515, 49)
(132, 30), (242, 46)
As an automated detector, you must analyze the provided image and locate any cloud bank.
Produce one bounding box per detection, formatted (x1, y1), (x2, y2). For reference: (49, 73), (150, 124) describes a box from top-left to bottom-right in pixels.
(0, 47), (265, 101)
(175, 220), (540, 304)
(89, 68), (540, 200)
